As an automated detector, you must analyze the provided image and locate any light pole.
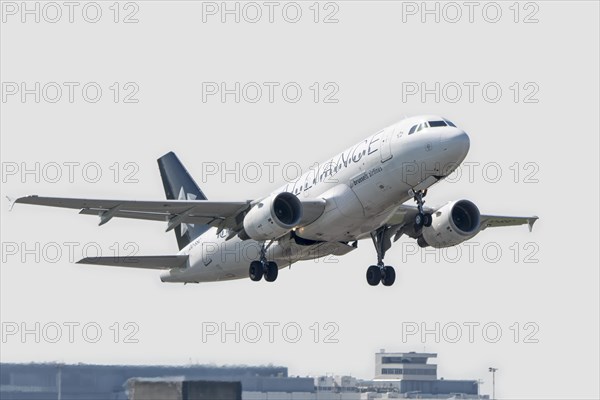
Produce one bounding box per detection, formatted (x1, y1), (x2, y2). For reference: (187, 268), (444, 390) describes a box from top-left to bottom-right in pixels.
(56, 364), (63, 400)
(488, 367), (498, 400)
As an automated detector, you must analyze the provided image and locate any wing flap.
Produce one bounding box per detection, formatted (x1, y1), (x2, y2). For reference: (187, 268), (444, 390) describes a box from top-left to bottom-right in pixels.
(78, 208), (221, 226)
(77, 255), (189, 269)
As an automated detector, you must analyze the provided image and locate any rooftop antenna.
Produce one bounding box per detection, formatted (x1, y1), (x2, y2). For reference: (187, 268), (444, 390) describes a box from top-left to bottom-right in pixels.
(488, 367), (498, 400)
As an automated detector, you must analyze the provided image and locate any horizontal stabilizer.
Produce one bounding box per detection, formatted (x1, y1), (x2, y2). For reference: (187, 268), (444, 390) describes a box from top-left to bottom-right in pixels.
(77, 255), (189, 269)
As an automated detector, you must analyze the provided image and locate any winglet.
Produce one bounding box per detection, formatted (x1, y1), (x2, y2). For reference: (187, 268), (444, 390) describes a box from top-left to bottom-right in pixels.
(6, 196), (16, 211)
(528, 216), (539, 232)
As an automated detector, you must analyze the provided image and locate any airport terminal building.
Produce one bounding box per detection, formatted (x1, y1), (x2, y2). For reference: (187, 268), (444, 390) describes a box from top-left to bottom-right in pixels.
(0, 351), (486, 399)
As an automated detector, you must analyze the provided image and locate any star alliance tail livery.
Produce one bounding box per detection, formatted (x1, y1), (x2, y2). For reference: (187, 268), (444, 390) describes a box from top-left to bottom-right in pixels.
(10, 116), (538, 286)
(157, 151), (209, 250)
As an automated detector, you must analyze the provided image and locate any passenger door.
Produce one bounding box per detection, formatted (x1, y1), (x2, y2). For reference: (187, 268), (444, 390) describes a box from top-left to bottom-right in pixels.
(380, 127), (394, 162)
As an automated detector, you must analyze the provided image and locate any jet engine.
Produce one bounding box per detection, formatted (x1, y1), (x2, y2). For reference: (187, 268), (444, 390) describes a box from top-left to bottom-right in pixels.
(418, 200), (481, 248)
(242, 192), (303, 241)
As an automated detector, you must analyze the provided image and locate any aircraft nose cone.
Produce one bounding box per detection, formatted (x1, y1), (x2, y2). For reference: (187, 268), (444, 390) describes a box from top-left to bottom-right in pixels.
(442, 129), (470, 163)
(455, 130), (470, 157)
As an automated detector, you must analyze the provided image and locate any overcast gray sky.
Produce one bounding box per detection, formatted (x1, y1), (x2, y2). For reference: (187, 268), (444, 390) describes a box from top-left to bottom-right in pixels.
(1, 2), (599, 399)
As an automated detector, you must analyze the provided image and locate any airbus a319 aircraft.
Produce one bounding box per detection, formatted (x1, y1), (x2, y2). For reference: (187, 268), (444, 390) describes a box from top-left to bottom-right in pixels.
(11, 116), (538, 286)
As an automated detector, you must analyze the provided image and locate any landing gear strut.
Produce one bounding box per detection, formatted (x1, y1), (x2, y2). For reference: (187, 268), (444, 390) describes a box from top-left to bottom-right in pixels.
(367, 227), (396, 286)
(410, 189), (433, 229)
(249, 241), (278, 282)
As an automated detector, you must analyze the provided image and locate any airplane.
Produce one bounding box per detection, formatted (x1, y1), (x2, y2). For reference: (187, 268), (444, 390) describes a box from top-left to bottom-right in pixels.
(9, 115), (538, 286)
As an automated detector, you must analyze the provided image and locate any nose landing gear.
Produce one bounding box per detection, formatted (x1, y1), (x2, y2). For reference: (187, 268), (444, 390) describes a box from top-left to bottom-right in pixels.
(410, 189), (433, 229)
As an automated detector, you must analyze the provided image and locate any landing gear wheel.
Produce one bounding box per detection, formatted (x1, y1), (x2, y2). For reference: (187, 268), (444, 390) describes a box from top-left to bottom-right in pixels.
(382, 266), (396, 286)
(411, 189), (429, 230)
(369, 227), (398, 287)
(366, 265), (382, 286)
(415, 212), (425, 228)
(249, 261), (263, 281)
(265, 261), (279, 282)
(423, 213), (433, 227)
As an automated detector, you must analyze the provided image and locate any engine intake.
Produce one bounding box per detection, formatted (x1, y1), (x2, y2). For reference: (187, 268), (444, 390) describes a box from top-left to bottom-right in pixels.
(419, 200), (481, 248)
(242, 192), (303, 241)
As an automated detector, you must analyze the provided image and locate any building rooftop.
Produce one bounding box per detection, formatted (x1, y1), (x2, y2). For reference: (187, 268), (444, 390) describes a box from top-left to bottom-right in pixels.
(376, 351), (438, 358)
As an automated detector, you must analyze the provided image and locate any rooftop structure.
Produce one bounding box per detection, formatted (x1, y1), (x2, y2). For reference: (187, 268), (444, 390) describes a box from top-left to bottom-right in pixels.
(371, 350), (480, 397)
(375, 351), (438, 381)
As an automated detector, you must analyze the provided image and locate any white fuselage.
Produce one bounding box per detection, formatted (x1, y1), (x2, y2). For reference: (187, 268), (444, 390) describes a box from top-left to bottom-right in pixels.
(161, 115), (470, 283)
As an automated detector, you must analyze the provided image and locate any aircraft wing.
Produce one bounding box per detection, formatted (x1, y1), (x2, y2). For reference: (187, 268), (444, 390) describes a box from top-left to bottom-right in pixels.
(478, 214), (538, 232)
(11, 195), (328, 235)
(78, 255), (189, 269)
(12, 195), (251, 232)
(387, 204), (538, 233)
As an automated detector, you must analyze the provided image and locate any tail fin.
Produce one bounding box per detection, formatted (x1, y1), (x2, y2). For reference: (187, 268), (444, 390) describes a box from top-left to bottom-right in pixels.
(157, 152), (210, 250)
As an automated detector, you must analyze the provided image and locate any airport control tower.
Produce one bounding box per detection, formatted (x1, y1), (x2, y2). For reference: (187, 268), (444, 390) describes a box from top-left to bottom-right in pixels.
(374, 350), (479, 396)
(375, 350), (438, 380)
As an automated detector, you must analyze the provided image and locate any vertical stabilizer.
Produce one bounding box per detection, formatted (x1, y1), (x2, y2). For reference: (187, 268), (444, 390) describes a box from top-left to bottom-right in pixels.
(157, 152), (209, 250)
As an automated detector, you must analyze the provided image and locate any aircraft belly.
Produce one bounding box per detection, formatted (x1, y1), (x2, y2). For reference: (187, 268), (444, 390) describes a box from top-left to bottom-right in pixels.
(296, 184), (365, 242)
(289, 241), (356, 262)
(163, 235), (254, 282)
(350, 166), (401, 216)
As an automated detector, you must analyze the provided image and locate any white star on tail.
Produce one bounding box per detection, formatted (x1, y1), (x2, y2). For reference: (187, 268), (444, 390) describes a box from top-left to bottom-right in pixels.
(178, 186), (197, 235)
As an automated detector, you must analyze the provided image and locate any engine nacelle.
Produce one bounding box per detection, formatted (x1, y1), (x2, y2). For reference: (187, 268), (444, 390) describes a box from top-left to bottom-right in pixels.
(419, 200), (481, 248)
(242, 192), (303, 241)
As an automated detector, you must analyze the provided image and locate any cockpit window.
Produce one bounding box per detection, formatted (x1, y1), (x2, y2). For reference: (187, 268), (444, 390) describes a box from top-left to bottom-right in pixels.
(428, 120), (447, 127)
(416, 122), (428, 132)
(408, 125), (417, 135)
(444, 119), (456, 127)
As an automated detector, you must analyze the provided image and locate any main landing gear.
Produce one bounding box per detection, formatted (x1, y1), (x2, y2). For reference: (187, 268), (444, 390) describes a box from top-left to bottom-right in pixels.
(367, 227), (396, 286)
(365, 188), (434, 287)
(249, 242), (278, 282)
(410, 189), (433, 230)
